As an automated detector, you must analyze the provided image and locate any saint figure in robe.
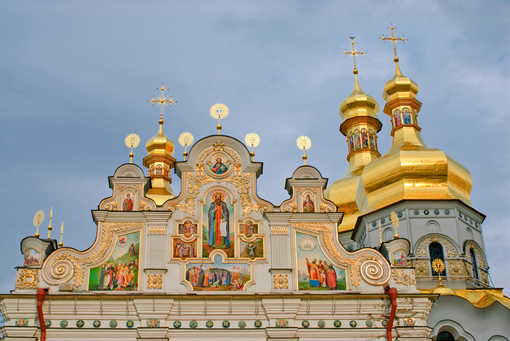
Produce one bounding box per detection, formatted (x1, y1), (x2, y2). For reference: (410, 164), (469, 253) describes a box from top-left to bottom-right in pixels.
(208, 193), (230, 248)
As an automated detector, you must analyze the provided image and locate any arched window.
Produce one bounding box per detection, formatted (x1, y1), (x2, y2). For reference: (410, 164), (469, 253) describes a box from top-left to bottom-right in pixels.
(437, 331), (455, 340)
(470, 248), (479, 280)
(429, 242), (446, 276)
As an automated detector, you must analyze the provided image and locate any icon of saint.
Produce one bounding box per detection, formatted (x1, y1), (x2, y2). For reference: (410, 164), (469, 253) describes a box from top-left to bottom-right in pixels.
(303, 195), (314, 213)
(210, 158), (228, 174)
(123, 193), (134, 211)
(208, 193), (230, 248)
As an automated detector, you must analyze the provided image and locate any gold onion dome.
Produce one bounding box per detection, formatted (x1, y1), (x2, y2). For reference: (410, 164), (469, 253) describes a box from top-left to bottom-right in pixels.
(145, 117), (175, 156)
(356, 61), (472, 216)
(325, 71), (382, 232)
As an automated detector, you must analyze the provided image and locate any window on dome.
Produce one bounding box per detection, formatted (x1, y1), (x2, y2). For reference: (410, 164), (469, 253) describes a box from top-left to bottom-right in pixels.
(470, 248), (479, 280)
(429, 242), (446, 276)
(437, 331), (455, 340)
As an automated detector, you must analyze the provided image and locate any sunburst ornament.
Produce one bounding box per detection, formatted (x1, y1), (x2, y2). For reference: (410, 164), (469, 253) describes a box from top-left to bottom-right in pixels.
(390, 211), (399, 239)
(296, 136), (312, 165)
(179, 132), (194, 160)
(125, 133), (140, 163)
(33, 210), (45, 238)
(210, 104), (229, 135)
(432, 258), (446, 286)
(245, 133), (260, 161)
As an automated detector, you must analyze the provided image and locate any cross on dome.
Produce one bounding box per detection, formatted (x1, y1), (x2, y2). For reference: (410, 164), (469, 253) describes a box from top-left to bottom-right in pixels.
(380, 24), (407, 63)
(147, 83), (176, 123)
(343, 37), (364, 74)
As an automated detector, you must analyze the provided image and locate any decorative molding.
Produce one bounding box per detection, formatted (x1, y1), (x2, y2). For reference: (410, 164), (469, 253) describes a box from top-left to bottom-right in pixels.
(147, 274), (163, 289)
(392, 269), (416, 286)
(415, 234), (459, 257)
(271, 227), (288, 235)
(292, 222), (390, 287)
(273, 274), (288, 289)
(104, 201), (118, 211)
(148, 226), (166, 234)
(43, 222), (144, 288)
(448, 260), (468, 279)
(413, 260), (430, 277)
(16, 268), (39, 290)
(465, 241), (486, 269)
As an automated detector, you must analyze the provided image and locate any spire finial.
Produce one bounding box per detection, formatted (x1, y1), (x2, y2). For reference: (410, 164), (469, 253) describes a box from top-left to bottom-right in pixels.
(178, 132), (194, 161)
(47, 207), (53, 239)
(125, 134), (140, 163)
(59, 221), (64, 248)
(344, 36), (365, 74)
(296, 136), (311, 165)
(148, 83), (176, 125)
(33, 210), (44, 238)
(245, 133), (260, 162)
(380, 23), (407, 63)
(210, 104), (229, 135)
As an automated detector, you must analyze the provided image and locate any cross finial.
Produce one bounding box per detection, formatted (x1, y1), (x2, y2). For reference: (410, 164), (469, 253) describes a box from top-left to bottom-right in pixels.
(343, 36), (364, 74)
(380, 24), (407, 63)
(148, 83), (176, 123)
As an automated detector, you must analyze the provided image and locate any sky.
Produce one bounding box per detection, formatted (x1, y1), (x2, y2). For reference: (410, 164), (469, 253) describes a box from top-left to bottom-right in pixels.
(0, 0), (509, 295)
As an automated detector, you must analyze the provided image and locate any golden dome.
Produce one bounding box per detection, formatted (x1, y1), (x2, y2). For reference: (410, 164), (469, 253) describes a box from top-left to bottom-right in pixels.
(325, 72), (382, 232)
(145, 118), (175, 156)
(356, 63), (472, 216)
(433, 284), (456, 295)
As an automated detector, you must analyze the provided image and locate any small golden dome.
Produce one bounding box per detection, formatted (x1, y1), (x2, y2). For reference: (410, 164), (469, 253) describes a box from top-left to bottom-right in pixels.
(433, 284), (456, 295)
(145, 119), (175, 156)
(356, 63), (472, 216)
(340, 74), (380, 121)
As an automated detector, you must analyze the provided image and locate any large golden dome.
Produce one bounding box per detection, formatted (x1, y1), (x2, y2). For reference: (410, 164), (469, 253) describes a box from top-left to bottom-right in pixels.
(325, 72), (382, 232)
(356, 62), (472, 215)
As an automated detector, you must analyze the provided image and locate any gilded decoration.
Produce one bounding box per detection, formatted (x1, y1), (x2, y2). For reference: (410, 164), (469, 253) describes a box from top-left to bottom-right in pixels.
(172, 143), (270, 216)
(465, 241), (486, 269)
(291, 222), (390, 287)
(413, 260), (430, 277)
(16, 318), (28, 327)
(43, 222), (144, 288)
(147, 274), (163, 289)
(273, 274), (289, 289)
(448, 260), (468, 279)
(271, 227), (288, 235)
(16, 268), (39, 290)
(392, 269), (416, 286)
(282, 186), (335, 213)
(148, 226), (166, 234)
(104, 201), (118, 211)
(287, 202), (298, 212)
(415, 234), (458, 257)
(481, 271), (489, 284)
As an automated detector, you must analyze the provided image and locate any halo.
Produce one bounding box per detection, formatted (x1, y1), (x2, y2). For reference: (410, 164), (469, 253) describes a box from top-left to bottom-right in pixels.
(179, 132), (194, 147)
(125, 134), (140, 148)
(210, 104), (229, 119)
(33, 210), (44, 227)
(209, 190), (227, 202)
(245, 133), (260, 147)
(296, 136), (312, 150)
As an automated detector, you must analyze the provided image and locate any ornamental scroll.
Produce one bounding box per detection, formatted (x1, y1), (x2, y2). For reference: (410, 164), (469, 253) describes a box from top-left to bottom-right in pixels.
(292, 222), (391, 288)
(42, 222), (144, 288)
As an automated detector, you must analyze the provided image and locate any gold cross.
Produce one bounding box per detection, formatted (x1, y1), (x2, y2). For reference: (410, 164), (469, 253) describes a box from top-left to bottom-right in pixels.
(343, 37), (364, 73)
(148, 83), (176, 122)
(380, 24), (407, 62)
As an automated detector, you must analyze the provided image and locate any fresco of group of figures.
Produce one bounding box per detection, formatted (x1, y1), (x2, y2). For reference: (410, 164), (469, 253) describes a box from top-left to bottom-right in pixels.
(347, 129), (378, 154)
(185, 254), (251, 291)
(88, 231), (140, 291)
(391, 107), (418, 129)
(148, 164), (171, 177)
(296, 233), (347, 290)
(202, 189), (236, 258)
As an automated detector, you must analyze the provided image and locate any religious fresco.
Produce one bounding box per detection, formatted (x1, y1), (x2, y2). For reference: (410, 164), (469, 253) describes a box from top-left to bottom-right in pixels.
(178, 220), (198, 238)
(392, 107), (418, 130)
(24, 248), (41, 266)
(202, 189), (235, 258)
(392, 250), (408, 266)
(172, 238), (197, 259)
(240, 220), (258, 238)
(88, 231), (140, 291)
(302, 193), (315, 213)
(239, 238), (264, 259)
(185, 254), (251, 291)
(209, 156), (229, 175)
(295, 233), (346, 290)
(122, 190), (135, 211)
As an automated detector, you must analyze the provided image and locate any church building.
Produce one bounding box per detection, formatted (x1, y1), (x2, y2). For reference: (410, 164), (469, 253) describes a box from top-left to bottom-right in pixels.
(1, 27), (509, 341)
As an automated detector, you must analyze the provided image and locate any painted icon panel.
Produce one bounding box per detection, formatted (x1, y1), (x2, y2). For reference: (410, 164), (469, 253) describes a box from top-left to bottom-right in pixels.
(296, 233), (346, 290)
(172, 238), (198, 259)
(88, 231), (140, 291)
(240, 238), (264, 259)
(185, 254), (251, 291)
(302, 193), (315, 213)
(122, 190), (135, 211)
(392, 250), (408, 266)
(202, 189), (235, 258)
(24, 248), (41, 266)
(240, 220), (258, 238)
(178, 220), (198, 238)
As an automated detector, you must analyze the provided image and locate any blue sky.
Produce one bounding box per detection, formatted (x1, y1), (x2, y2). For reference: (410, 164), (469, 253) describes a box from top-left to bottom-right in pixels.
(0, 0), (508, 294)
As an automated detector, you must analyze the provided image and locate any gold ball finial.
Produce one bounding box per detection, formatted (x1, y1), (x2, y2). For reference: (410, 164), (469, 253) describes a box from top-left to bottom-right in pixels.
(296, 136), (312, 165)
(210, 104), (229, 135)
(33, 210), (44, 238)
(178, 132), (194, 161)
(125, 133), (140, 163)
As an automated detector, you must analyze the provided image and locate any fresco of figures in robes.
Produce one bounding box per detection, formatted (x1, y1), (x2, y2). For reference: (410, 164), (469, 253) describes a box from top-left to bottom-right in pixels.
(239, 238), (264, 259)
(202, 190), (235, 258)
(296, 233), (346, 290)
(88, 231), (140, 291)
(185, 254), (251, 291)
